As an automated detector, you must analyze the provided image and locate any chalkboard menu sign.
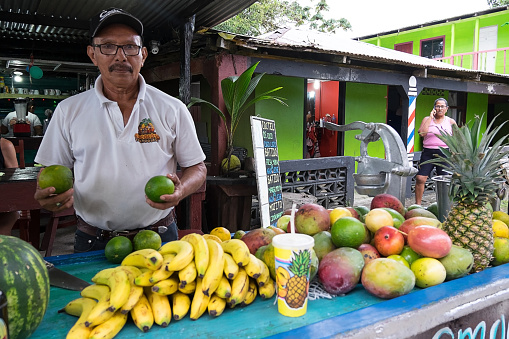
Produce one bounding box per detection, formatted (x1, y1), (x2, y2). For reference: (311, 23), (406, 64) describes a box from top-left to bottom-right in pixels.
(250, 116), (284, 228)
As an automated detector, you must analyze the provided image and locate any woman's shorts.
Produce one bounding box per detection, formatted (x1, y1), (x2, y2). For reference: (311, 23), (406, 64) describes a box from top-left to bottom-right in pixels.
(417, 148), (449, 177)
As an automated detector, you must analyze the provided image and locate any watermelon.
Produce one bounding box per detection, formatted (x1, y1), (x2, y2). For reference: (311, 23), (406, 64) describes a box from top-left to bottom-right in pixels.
(0, 236), (50, 339)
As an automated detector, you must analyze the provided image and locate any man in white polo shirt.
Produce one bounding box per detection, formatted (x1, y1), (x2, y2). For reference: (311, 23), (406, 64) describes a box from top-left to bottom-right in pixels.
(34, 8), (206, 252)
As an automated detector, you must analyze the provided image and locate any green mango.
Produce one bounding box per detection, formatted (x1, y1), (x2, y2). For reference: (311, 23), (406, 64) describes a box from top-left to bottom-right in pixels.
(381, 207), (405, 229)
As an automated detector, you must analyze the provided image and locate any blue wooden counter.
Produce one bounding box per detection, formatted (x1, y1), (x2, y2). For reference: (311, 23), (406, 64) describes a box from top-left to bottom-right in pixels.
(33, 252), (509, 338)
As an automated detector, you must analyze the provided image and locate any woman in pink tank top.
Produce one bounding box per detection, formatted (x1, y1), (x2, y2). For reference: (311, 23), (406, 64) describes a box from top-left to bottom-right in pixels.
(415, 98), (457, 205)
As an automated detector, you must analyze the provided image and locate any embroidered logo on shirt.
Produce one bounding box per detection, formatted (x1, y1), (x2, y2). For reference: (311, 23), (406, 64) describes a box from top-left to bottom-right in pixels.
(135, 118), (160, 143)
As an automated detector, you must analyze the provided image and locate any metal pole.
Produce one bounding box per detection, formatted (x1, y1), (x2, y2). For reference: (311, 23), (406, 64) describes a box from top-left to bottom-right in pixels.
(407, 76), (417, 153)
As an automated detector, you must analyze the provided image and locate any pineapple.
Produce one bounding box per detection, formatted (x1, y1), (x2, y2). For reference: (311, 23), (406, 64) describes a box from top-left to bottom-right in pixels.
(285, 250), (311, 308)
(423, 114), (508, 272)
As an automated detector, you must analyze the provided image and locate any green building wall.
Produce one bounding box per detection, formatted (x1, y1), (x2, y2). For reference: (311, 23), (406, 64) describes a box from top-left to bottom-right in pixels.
(241, 74), (305, 161)
(362, 10), (509, 74)
(343, 83), (387, 160)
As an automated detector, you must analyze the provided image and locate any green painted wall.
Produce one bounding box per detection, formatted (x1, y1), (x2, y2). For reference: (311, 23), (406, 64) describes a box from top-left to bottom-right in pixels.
(362, 10), (509, 74)
(466, 92), (488, 131)
(247, 75), (305, 161)
(344, 83), (387, 159)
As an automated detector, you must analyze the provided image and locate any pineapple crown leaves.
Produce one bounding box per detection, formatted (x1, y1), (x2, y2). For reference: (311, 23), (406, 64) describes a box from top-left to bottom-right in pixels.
(288, 250), (311, 277)
(421, 113), (508, 203)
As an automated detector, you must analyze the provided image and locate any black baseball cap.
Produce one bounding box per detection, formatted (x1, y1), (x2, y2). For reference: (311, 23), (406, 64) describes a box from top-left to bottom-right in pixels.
(89, 8), (143, 40)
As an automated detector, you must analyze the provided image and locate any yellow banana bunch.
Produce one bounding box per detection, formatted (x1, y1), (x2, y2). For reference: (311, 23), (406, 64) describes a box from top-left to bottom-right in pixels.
(115, 266), (144, 314)
(223, 252), (239, 280)
(178, 260), (197, 288)
(117, 265), (142, 282)
(59, 297), (97, 339)
(91, 267), (131, 312)
(203, 234), (222, 243)
(130, 294), (154, 333)
(255, 258), (271, 287)
(90, 268), (115, 283)
(181, 233), (209, 278)
(158, 240), (194, 271)
(207, 294), (226, 317)
(172, 291), (191, 320)
(119, 284), (143, 315)
(258, 277), (276, 299)
(80, 284), (113, 327)
(189, 278), (210, 320)
(149, 253), (175, 284)
(227, 267), (249, 308)
(240, 279), (258, 307)
(245, 254), (263, 279)
(152, 275), (179, 295)
(201, 239), (225, 296)
(214, 275), (232, 299)
(134, 270), (154, 287)
(121, 249), (163, 270)
(178, 279), (196, 294)
(145, 289), (172, 327)
(221, 239), (250, 267)
(88, 311), (127, 339)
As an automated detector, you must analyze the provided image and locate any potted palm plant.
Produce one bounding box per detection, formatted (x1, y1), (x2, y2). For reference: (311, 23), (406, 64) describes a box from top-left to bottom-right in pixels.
(188, 61), (286, 176)
(188, 61), (286, 232)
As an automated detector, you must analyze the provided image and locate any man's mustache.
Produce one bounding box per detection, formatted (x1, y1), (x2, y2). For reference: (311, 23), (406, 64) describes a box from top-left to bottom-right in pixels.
(109, 64), (133, 73)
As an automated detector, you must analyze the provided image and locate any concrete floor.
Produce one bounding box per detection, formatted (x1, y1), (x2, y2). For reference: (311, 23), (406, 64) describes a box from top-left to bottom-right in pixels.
(12, 191), (438, 258)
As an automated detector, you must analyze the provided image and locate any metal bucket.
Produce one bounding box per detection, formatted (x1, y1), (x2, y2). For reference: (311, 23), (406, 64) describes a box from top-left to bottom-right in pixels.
(432, 175), (506, 222)
(432, 175), (452, 222)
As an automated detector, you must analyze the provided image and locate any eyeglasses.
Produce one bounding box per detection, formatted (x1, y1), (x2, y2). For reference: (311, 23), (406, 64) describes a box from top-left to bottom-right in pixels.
(435, 105), (447, 109)
(92, 43), (141, 56)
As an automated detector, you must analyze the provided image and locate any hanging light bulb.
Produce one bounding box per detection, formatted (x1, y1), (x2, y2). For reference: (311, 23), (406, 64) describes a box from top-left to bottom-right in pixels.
(14, 75), (23, 82)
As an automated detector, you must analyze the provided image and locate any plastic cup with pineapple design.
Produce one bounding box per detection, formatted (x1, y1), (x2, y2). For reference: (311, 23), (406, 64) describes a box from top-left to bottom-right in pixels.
(272, 233), (314, 317)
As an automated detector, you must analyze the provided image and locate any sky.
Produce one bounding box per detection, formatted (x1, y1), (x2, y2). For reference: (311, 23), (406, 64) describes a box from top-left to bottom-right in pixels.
(298, 0), (492, 38)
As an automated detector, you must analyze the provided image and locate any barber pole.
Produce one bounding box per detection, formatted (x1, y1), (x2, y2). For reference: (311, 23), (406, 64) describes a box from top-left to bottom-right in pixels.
(407, 76), (417, 153)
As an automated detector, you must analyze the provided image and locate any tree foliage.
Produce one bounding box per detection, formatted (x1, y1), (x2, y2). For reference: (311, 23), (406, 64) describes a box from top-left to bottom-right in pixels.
(214, 0), (351, 36)
(487, 0), (509, 7)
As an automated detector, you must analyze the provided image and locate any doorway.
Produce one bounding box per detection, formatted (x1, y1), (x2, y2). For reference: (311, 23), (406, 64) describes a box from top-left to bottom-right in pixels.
(305, 79), (341, 158)
(478, 25), (498, 73)
(387, 86), (404, 138)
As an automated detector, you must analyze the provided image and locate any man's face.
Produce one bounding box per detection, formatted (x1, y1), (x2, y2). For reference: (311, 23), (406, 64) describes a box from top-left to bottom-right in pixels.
(87, 23), (148, 88)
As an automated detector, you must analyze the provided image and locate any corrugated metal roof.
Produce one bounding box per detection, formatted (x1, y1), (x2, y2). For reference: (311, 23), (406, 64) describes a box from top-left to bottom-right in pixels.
(0, 0), (257, 73)
(244, 28), (509, 78)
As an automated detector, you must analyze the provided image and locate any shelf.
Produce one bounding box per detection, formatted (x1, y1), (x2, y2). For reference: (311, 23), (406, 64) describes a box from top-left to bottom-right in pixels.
(0, 93), (70, 100)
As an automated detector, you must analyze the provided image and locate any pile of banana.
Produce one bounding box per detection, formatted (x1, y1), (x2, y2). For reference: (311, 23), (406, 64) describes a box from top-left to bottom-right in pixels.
(60, 234), (276, 339)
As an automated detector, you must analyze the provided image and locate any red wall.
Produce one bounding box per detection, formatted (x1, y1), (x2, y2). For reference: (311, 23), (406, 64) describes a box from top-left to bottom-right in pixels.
(309, 81), (339, 157)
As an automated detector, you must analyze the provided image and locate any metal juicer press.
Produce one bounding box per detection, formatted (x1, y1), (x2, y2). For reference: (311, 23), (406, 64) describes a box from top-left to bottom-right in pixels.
(322, 120), (417, 203)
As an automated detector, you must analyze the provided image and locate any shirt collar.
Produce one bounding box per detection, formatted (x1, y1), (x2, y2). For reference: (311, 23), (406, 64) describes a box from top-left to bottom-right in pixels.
(94, 74), (147, 105)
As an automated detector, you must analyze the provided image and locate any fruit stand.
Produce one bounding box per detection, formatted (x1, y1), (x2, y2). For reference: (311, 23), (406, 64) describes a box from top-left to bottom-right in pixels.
(30, 252), (509, 338)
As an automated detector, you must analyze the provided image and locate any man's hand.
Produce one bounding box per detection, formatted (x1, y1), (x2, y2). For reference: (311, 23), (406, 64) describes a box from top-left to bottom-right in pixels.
(9, 118), (17, 126)
(145, 162), (206, 211)
(34, 184), (74, 212)
(145, 173), (183, 210)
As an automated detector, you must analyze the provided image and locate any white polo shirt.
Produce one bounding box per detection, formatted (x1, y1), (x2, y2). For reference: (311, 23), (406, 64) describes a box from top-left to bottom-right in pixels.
(35, 75), (206, 231)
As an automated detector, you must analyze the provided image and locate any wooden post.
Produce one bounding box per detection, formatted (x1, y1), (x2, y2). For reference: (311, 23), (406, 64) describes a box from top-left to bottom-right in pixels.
(202, 53), (250, 175)
(179, 15), (195, 105)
